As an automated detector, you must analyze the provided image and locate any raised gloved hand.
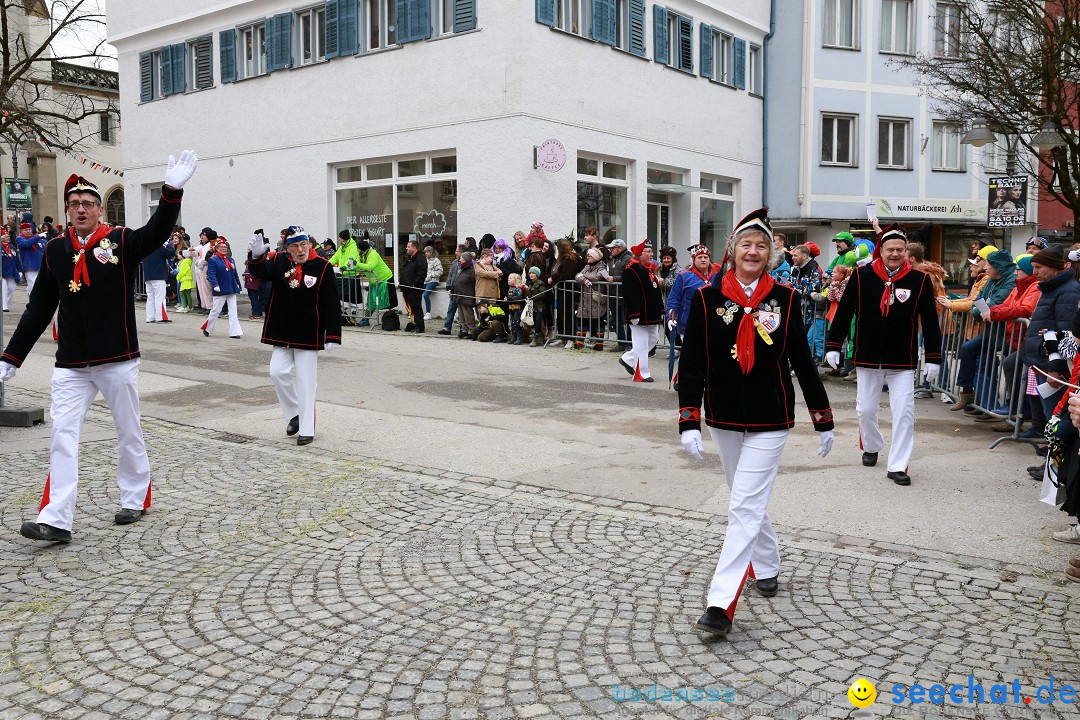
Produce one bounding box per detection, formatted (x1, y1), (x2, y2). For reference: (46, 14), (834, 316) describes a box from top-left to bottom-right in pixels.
(0, 361), (16, 382)
(1070, 248), (1080, 263)
(680, 429), (704, 461)
(163, 150), (198, 190)
(325, 342), (340, 352)
(817, 430), (834, 458)
(213, 286), (220, 292)
(825, 351), (841, 369)
(922, 363), (940, 385)
(248, 233), (269, 258)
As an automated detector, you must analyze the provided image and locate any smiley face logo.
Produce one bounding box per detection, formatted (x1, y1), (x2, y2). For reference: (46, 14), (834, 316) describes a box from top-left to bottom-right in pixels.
(847, 678), (877, 708)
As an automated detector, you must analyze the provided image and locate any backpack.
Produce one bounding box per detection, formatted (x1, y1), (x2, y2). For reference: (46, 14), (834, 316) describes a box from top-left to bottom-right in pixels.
(381, 311), (400, 331)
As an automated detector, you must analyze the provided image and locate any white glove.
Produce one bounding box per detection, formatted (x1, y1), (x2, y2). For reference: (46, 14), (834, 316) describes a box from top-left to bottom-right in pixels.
(680, 429), (704, 461)
(0, 361), (16, 382)
(825, 351), (841, 369)
(325, 342), (340, 352)
(817, 430), (834, 458)
(163, 150), (198, 189)
(923, 363), (940, 385)
(248, 233), (269, 258)
(1070, 248), (1080, 263)
(630, 318), (640, 326)
(213, 286), (220, 292)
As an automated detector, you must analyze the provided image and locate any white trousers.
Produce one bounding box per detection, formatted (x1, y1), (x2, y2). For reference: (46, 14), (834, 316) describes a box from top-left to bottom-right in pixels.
(24, 270), (38, 296)
(37, 359), (152, 530)
(270, 347), (319, 437)
(856, 368), (915, 472)
(705, 428), (788, 616)
(145, 279), (167, 322)
(206, 294), (242, 337)
(2, 277), (15, 310)
(622, 323), (660, 379)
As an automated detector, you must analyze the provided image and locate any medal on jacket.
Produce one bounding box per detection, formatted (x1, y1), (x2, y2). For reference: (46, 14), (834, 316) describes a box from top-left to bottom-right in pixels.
(286, 266), (300, 289)
(755, 320), (774, 346)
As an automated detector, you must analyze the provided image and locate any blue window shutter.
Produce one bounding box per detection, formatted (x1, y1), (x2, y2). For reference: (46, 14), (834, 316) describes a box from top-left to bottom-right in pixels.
(678, 15), (692, 71)
(339, 0), (359, 55)
(591, 0), (615, 45)
(654, 5), (669, 64)
(628, 0), (646, 56)
(264, 15), (277, 71)
(734, 37), (746, 89)
(700, 23), (712, 78)
(139, 52), (153, 100)
(396, 0), (413, 43)
(536, 0), (555, 26)
(171, 43), (186, 94)
(325, 0), (340, 58)
(453, 0), (476, 32)
(220, 30), (236, 83)
(160, 47), (173, 95)
(267, 12), (292, 71)
(417, 0), (431, 40)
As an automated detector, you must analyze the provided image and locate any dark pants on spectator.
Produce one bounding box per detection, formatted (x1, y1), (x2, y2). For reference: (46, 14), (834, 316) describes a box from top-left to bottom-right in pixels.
(607, 297), (629, 350)
(403, 289), (424, 331)
(443, 299), (458, 331)
(248, 288), (264, 317)
(1002, 351), (1025, 416)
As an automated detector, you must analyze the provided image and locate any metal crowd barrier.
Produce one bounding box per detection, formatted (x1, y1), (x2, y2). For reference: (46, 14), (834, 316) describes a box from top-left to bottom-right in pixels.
(338, 274), (394, 326)
(546, 280), (666, 352)
(925, 309), (1036, 449)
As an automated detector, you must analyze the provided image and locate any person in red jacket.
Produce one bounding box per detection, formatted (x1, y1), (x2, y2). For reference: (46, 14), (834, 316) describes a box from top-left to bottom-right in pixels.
(2, 153), (198, 544)
(989, 254), (1042, 428)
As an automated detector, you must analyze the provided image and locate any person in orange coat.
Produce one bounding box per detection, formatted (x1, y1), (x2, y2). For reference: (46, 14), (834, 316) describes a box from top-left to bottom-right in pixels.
(989, 254), (1043, 427)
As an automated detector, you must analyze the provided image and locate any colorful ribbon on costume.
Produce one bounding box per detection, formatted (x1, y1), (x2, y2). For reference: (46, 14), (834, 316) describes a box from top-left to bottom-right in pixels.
(69, 224), (112, 288)
(719, 270), (776, 374)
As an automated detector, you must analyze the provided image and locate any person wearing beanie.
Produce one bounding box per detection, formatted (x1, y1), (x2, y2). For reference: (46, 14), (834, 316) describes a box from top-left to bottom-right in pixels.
(329, 229), (362, 322)
(525, 264), (548, 345)
(678, 207), (834, 639)
(1, 226), (23, 311)
(201, 236), (244, 338)
(951, 249), (1017, 419)
(828, 232), (855, 271)
(192, 227), (217, 313)
(987, 253), (1042, 431)
(2, 151), (198, 544)
(619, 240), (663, 381)
(825, 221), (942, 487)
(246, 226), (341, 446)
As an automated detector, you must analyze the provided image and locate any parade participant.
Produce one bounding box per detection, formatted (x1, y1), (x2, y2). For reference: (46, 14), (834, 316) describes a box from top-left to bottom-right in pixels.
(141, 232), (175, 323)
(1, 228), (22, 311)
(201, 237), (243, 338)
(667, 244), (722, 338)
(825, 222), (942, 486)
(17, 222), (46, 295)
(400, 239), (428, 332)
(192, 228), (216, 313)
(1, 152), (197, 543)
(619, 240), (663, 382)
(247, 227), (341, 446)
(678, 207), (834, 638)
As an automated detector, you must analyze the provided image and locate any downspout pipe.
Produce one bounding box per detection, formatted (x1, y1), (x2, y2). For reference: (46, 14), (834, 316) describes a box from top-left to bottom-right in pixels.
(762, 0), (776, 207)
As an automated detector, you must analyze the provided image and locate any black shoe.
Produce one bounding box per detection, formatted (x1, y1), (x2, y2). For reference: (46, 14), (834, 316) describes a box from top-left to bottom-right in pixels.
(492, 336), (506, 343)
(20, 521), (72, 543)
(862, 452), (878, 467)
(146, 320), (156, 324)
(297, 435), (314, 446)
(649, 347), (656, 357)
(159, 319), (172, 323)
(404, 322), (416, 331)
(618, 358), (634, 376)
(229, 335), (242, 339)
(694, 607), (732, 636)
(458, 331), (468, 339)
(640, 376), (654, 383)
(1036, 445), (1049, 457)
(887, 471), (911, 486)
(755, 576), (779, 597)
(202, 330), (209, 337)
(114, 508), (145, 525)
(437, 329), (451, 335)
(286, 415), (300, 436)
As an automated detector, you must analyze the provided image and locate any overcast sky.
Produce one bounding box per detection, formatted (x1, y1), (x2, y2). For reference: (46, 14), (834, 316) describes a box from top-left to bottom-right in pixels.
(52, 0), (116, 70)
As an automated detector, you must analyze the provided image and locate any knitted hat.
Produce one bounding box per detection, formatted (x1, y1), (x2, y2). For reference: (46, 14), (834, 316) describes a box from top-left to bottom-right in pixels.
(528, 266), (542, 276)
(1031, 245), (1066, 270)
(687, 244), (710, 258)
(630, 239), (652, 257)
(1016, 254), (1034, 275)
(284, 226), (310, 245)
(1025, 236), (1048, 250)
(338, 229), (351, 241)
(806, 241), (821, 258)
(64, 174), (101, 202)
(587, 248), (603, 262)
(976, 245), (999, 261)
(201, 227), (218, 241)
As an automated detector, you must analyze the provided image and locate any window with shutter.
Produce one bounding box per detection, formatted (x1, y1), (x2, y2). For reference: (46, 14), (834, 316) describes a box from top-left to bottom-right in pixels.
(677, 14), (692, 72)
(628, 0), (645, 56)
(139, 51), (153, 101)
(700, 23), (712, 79)
(266, 12), (292, 71)
(339, 0), (359, 54)
(297, 7), (327, 64)
(189, 36), (212, 89)
(653, 5), (668, 64)
(591, 0), (615, 45)
(325, 0), (340, 57)
(536, 0), (555, 26)
(453, 0), (476, 32)
(220, 29), (237, 83)
(171, 43), (187, 94)
(365, 0), (397, 49)
(733, 37), (745, 89)
(160, 45), (174, 95)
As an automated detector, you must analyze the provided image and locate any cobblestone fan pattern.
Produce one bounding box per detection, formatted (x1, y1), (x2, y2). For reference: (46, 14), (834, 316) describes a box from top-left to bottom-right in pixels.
(1, 398), (1079, 719)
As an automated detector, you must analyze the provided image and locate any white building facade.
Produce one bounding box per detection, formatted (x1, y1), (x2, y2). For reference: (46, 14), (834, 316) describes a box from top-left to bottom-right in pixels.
(107, 0), (768, 314)
(766, 0), (1038, 278)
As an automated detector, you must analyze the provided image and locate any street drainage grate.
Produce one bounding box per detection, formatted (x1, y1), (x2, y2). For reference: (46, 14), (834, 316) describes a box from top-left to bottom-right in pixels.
(214, 432), (257, 444)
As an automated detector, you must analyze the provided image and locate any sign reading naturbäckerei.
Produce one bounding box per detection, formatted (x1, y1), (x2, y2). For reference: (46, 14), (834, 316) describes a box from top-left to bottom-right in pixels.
(987, 176), (1027, 228)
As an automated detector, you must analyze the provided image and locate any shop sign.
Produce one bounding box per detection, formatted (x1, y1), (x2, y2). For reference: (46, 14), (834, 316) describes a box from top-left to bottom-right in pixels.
(4, 179), (31, 209)
(874, 197), (987, 222)
(414, 209), (447, 238)
(986, 176), (1028, 228)
(345, 213), (388, 241)
(535, 139), (566, 173)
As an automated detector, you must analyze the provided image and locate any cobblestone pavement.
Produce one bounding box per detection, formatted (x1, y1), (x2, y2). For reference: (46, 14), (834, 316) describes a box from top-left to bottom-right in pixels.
(1, 393), (1079, 719)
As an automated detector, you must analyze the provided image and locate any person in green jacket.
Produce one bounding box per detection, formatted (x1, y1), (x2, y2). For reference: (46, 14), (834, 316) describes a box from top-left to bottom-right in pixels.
(330, 230), (362, 322)
(828, 232), (855, 272)
(355, 235), (397, 325)
(176, 253), (195, 312)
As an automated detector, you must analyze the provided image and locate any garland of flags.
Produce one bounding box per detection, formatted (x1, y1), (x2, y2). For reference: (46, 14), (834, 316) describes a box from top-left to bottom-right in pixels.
(35, 134), (124, 177)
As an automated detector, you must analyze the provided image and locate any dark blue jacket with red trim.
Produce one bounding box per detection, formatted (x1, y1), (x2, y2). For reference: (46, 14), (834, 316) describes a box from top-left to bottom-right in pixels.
(622, 259), (663, 326)
(246, 251), (341, 350)
(825, 264), (941, 370)
(677, 281), (834, 434)
(2, 185), (182, 368)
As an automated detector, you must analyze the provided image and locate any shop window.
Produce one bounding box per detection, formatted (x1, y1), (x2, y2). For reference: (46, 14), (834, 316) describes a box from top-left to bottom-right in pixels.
(398, 159), (425, 177)
(602, 162), (626, 180)
(432, 155), (457, 174)
(337, 166), (362, 183)
(577, 155), (628, 243)
(578, 157), (598, 175)
(367, 162), (393, 180)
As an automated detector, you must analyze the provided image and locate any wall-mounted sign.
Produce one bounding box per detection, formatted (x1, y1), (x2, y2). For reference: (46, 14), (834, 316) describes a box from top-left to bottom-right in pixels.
(986, 176), (1028, 228)
(535, 139), (566, 173)
(874, 197), (987, 222)
(414, 209), (447, 238)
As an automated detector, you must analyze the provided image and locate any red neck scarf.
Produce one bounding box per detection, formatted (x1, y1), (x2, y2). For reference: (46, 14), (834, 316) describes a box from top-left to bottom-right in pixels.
(290, 248), (319, 285)
(627, 257), (657, 284)
(689, 262), (719, 284)
(69, 224), (113, 287)
(870, 258), (913, 316)
(1, 240), (14, 258)
(720, 270), (776, 374)
(217, 250), (234, 272)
